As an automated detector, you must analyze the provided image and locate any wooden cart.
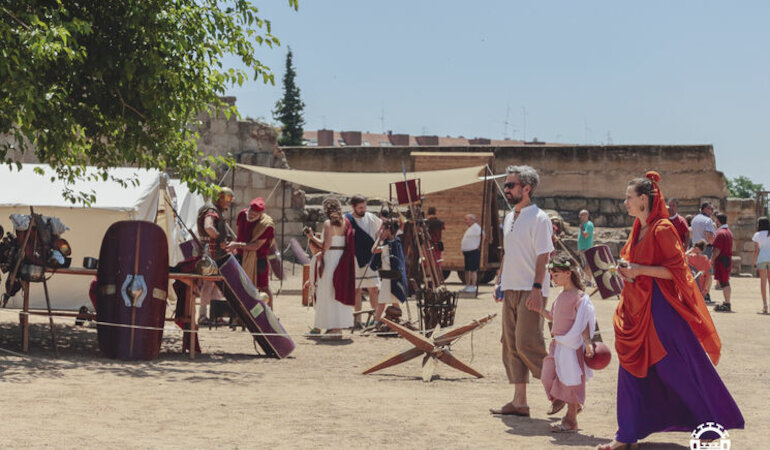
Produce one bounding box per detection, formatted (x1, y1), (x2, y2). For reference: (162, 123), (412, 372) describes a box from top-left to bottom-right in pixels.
(413, 152), (502, 284)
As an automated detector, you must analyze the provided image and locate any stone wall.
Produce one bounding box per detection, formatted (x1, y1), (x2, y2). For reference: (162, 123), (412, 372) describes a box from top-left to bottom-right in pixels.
(281, 144), (728, 227)
(725, 198), (758, 274)
(197, 99), (310, 256)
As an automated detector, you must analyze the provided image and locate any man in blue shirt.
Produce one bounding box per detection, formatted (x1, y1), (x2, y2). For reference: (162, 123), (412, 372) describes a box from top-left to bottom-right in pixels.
(577, 209), (594, 286)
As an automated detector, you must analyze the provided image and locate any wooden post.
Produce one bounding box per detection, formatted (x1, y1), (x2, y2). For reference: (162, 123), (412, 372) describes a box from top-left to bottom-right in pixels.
(21, 281), (29, 352)
(187, 282), (196, 359)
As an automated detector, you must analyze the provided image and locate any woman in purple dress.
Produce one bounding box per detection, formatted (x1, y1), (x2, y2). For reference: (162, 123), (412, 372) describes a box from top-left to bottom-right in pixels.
(598, 172), (743, 449)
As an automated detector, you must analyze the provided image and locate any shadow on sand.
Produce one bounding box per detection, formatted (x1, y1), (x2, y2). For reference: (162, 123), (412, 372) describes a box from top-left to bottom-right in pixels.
(0, 322), (281, 384)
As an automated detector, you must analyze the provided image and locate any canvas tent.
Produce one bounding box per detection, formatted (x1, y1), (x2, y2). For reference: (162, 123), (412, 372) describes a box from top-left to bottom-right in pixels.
(236, 163), (487, 199)
(0, 164), (204, 310)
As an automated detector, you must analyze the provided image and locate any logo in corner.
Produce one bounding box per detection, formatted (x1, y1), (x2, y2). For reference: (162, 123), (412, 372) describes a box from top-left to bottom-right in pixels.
(690, 422), (730, 450)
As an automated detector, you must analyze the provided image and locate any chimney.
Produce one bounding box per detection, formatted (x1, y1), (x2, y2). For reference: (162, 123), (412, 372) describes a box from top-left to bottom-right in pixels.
(340, 131), (362, 146)
(388, 133), (410, 146)
(317, 129), (334, 147)
(416, 135), (439, 146)
(469, 137), (491, 145)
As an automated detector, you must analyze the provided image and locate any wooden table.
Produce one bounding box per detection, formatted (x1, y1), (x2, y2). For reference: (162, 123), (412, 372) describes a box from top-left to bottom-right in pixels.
(20, 267), (222, 359)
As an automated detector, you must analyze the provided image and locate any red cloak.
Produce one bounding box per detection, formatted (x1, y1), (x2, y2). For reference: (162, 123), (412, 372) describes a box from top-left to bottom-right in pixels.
(332, 218), (356, 306)
(614, 171), (721, 378)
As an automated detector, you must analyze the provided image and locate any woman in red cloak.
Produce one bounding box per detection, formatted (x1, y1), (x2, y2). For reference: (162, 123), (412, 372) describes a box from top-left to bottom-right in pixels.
(597, 172), (743, 450)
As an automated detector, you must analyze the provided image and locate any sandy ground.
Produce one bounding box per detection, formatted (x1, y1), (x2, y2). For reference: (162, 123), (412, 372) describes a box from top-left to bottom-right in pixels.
(0, 267), (767, 449)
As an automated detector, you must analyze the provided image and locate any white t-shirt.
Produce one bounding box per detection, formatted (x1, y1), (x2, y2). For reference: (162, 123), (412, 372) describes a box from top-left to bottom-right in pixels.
(691, 213), (716, 244)
(753, 231), (770, 263)
(461, 222), (482, 252)
(500, 204), (554, 297)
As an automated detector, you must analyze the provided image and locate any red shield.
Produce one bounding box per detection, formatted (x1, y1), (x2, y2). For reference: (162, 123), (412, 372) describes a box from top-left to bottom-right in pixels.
(584, 244), (624, 299)
(219, 255), (294, 358)
(96, 221), (169, 360)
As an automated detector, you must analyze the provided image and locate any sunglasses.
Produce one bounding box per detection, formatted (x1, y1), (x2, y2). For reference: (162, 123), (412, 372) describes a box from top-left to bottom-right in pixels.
(504, 182), (524, 189)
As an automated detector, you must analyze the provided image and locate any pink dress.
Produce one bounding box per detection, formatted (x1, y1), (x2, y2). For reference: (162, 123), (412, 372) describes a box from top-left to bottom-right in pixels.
(541, 290), (587, 405)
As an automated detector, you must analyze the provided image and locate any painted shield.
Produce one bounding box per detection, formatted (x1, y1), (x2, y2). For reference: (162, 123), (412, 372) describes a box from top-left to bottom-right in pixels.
(584, 244), (624, 299)
(96, 221), (169, 360)
(219, 255), (294, 359)
(268, 242), (283, 280)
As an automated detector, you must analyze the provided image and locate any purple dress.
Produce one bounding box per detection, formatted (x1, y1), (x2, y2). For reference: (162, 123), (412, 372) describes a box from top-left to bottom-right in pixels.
(615, 282), (744, 443)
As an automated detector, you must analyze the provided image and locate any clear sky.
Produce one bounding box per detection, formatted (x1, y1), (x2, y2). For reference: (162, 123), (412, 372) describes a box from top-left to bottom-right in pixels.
(224, 1), (770, 188)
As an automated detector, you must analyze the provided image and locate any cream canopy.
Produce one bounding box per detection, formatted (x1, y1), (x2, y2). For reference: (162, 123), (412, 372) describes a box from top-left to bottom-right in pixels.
(237, 163), (487, 199)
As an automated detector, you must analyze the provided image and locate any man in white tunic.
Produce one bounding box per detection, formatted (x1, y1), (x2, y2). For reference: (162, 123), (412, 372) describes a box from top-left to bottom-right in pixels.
(344, 195), (383, 327)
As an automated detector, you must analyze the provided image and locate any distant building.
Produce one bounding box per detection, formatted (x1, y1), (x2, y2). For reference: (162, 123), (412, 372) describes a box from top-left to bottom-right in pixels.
(302, 129), (561, 147)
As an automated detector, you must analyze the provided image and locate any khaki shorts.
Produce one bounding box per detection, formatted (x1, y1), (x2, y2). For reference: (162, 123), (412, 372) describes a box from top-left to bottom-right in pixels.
(758, 261), (770, 271)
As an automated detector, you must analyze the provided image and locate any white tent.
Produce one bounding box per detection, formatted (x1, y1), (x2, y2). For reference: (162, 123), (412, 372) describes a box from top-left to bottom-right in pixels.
(0, 164), (204, 310)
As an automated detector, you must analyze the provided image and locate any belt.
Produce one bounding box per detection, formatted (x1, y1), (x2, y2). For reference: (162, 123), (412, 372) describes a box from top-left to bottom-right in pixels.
(329, 246), (345, 250)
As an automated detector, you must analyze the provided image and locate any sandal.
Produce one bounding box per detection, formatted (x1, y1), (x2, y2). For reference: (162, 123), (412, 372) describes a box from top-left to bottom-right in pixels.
(304, 328), (323, 338)
(197, 317), (210, 326)
(551, 421), (578, 433)
(547, 400), (566, 415)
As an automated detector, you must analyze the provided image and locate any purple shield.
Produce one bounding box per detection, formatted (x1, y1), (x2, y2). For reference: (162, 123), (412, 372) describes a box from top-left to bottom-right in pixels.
(96, 221), (169, 360)
(584, 244), (624, 299)
(218, 255), (294, 359)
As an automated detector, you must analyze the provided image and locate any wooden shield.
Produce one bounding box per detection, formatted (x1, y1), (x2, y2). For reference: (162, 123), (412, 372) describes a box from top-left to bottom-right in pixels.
(584, 244), (624, 299)
(219, 255), (295, 359)
(96, 221), (169, 360)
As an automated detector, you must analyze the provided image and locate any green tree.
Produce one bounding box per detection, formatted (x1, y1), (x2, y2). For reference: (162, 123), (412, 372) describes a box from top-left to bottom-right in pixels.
(1, 1), (297, 204)
(727, 175), (765, 198)
(273, 47), (305, 146)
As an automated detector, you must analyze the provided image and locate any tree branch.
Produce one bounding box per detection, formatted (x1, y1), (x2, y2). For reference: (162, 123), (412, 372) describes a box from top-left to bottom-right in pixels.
(1, 7), (32, 30)
(114, 88), (147, 121)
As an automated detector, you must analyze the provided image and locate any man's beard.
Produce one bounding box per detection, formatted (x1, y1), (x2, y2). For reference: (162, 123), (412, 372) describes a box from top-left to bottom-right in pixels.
(354, 210), (366, 218)
(506, 192), (523, 206)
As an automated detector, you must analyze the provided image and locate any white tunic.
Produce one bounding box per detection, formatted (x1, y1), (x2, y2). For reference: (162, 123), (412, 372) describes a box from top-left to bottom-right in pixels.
(311, 235), (353, 329)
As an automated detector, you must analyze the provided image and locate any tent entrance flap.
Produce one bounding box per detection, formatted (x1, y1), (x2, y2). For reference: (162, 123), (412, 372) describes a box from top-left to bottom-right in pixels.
(236, 164), (487, 199)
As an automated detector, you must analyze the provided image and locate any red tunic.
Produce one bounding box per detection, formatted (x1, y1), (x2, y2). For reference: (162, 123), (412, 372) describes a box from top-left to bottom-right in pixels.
(669, 214), (689, 247)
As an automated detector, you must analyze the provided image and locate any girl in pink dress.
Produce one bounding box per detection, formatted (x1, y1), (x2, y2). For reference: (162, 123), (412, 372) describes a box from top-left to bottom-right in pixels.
(538, 252), (597, 433)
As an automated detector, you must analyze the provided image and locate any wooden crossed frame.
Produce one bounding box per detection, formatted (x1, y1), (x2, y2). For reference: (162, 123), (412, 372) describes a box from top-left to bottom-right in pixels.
(363, 314), (496, 382)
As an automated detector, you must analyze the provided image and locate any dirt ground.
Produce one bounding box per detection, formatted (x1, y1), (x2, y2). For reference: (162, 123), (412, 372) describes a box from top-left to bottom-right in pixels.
(0, 268), (767, 449)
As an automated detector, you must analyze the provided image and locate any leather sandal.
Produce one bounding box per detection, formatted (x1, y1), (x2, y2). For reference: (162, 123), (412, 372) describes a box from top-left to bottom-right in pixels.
(489, 402), (530, 416)
(547, 400), (566, 415)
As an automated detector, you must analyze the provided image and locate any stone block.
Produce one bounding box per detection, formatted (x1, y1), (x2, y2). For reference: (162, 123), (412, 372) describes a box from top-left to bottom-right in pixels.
(557, 197), (589, 212)
(233, 169), (251, 188)
(592, 216), (606, 227)
(282, 221), (306, 236)
(744, 241), (756, 252)
(252, 173), (268, 189)
(731, 256), (742, 275)
(209, 119), (227, 135)
(600, 198), (618, 214)
(541, 197), (557, 210)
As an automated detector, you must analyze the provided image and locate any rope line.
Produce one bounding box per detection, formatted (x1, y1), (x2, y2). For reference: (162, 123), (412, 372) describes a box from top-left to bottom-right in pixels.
(0, 308), (466, 339)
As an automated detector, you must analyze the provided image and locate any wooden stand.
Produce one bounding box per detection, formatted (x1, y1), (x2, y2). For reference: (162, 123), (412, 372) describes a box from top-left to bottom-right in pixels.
(18, 267), (221, 359)
(363, 314), (496, 382)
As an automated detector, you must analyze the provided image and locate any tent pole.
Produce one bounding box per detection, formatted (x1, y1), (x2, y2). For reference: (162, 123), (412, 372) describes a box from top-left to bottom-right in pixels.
(280, 179), (286, 292)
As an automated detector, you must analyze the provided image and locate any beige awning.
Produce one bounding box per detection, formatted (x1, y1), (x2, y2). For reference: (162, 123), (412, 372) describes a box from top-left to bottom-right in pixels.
(237, 163), (487, 199)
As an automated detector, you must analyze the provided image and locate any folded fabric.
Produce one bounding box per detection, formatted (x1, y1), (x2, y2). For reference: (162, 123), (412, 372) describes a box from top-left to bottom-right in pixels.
(553, 293), (596, 386)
